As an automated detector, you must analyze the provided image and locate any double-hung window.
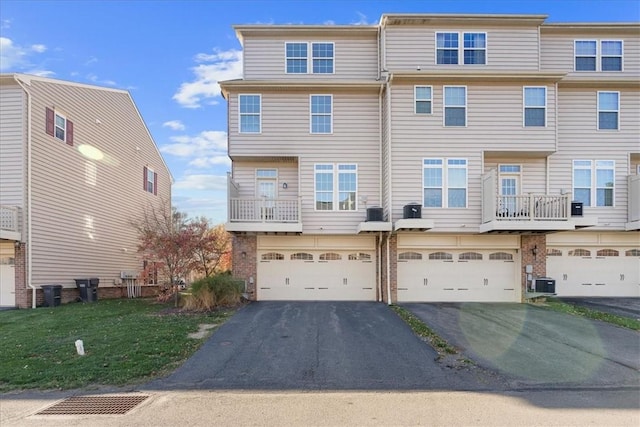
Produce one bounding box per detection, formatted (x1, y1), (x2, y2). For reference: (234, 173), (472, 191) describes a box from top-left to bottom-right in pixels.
(310, 95), (332, 133)
(573, 160), (615, 207)
(286, 42), (334, 74)
(423, 158), (467, 208)
(314, 163), (357, 211)
(523, 87), (546, 127)
(144, 166), (157, 195)
(575, 40), (623, 71)
(601, 41), (623, 71)
(436, 32), (486, 65)
(597, 91), (619, 130)
(239, 94), (261, 133)
(415, 86), (432, 114)
(45, 107), (74, 145)
(444, 86), (466, 127)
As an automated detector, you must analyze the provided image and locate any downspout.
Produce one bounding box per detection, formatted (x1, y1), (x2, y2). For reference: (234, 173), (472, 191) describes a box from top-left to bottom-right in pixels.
(15, 76), (35, 308)
(386, 233), (391, 305)
(378, 231), (383, 302)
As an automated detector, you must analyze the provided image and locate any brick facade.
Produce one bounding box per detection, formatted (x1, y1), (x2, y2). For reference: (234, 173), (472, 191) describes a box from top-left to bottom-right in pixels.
(232, 234), (257, 300)
(520, 234), (547, 295)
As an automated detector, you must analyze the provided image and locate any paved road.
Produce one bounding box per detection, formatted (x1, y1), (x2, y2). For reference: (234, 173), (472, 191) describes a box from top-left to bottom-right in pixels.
(147, 301), (505, 391)
(559, 297), (640, 319)
(403, 302), (640, 389)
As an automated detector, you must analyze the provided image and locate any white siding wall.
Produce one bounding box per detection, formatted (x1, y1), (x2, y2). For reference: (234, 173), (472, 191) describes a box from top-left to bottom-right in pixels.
(242, 34), (378, 80)
(26, 79), (171, 288)
(541, 30), (640, 75)
(228, 88), (381, 234)
(548, 87), (640, 229)
(232, 161), (299, 198)
(390, 82), (557, 229)
(0, 86), (25, 210)
(384, 25), (540, 71)
(484, 157), (548, 194)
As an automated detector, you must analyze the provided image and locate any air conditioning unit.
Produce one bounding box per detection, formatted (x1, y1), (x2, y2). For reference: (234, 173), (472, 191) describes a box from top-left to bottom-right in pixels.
(120, 271), (136, 279)
(534, 278), (556, 293)
(403, 203), (422, 219)
(366, 207), (384, 222)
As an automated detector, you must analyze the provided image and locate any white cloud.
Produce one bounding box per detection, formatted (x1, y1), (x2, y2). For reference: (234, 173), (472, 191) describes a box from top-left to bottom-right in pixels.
(188, 156), (231, 168)
(352, 12), (375, 26)
(162, 120), (186, 131)
(173, 174), (227, 191)
(173, 48), (243, 109)
(86, 73), (117, 86)
(31, 44), (46, 53)
(1, 19), (11, 30)
(160, 130), (227, 158)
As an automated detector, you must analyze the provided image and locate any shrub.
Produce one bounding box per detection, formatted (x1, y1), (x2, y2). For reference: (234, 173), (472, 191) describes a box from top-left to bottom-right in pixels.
(183, 274), (243, 311)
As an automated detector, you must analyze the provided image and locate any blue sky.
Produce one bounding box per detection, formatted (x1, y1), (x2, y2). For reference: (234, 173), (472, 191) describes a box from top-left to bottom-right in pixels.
(1, 0), (638, 224)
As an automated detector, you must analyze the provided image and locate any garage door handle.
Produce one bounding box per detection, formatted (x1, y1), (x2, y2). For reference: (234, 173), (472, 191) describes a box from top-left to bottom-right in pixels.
(285, 278), (290, 285)
(423, 278), (428, 286)
(620, 274), (624, 281)
(563, 274), (568, 281)
(484, 278), (488, 286)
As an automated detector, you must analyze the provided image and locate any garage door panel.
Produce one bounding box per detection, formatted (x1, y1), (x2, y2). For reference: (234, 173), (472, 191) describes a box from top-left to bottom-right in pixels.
(257, 248), (376, 301)
(397, 249), (519, 303)
(548, 247), (640, 297)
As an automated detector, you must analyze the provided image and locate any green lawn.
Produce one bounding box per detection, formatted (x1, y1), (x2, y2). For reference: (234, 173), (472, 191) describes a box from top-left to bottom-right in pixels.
(541, 298), (640, 331)
(0, 298), (234, 392)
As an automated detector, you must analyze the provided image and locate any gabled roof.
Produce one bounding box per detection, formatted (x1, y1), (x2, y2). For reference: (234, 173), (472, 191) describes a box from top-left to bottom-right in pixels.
(3, 73), (174, 183)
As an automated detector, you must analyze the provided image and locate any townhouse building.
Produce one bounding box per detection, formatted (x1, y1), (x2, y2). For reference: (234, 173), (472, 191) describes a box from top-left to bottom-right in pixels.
(220, 13), (640, 303)
(0, 74), (172, 308)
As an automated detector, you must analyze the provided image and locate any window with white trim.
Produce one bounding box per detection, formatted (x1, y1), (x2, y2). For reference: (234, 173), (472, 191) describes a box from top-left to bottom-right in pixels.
(574, 40), (623, 71)
(286, 42), (334, 74)
(415, 86), (432, 114)
(286, 42), (307, 73)
(601, 40), (623, 71)
(45, 107), (74, 145)
(436, 32), (486, 65)
(524, 87), (546, 127)
(444, 86), (466, 127)
(573, 160), (614, 207)
(314, 163), (357, 211)
(145, 167), (156, 194)
(239, 94), (261, 133)
(597, 91), (619, 130)
(423, 158), (467, 208)
(310, 95), (332, 133)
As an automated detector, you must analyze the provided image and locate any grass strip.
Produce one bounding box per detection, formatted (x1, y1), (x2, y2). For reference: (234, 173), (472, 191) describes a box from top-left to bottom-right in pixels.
(390, 305), (458, 356)
(0, 298), (234, 392)
(542, 298), (640, 331)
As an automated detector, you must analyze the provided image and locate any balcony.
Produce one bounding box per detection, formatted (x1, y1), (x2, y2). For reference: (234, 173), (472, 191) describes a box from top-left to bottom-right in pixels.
(480, 170), (575, 233)
(226, 198), (302, 233)
(0, 205), (21, 241)
(626, 174), (640, 231)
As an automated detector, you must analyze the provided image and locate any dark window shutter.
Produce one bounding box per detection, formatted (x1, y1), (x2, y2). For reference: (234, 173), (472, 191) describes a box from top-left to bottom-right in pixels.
(45, 107), (54, 136)
(143, 166), (148, 192)
(66, 120), (74, 146)
(153, 172), (158, 195)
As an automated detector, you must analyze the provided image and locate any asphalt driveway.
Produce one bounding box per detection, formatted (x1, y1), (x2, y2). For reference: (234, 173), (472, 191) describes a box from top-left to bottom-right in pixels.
(147, 301), (504, 391)
(403, 303), (640, 389)
(559, 297), (640, 319)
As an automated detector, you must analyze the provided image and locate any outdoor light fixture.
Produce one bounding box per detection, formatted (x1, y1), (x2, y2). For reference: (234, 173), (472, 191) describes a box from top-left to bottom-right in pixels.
(282, 182), (288, 189)
(531, 245), (538, 256)
(241, 251), (247, 259)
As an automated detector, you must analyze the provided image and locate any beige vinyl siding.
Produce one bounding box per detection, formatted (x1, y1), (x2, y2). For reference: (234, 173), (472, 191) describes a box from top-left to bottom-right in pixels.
(541, 31), (640, 74)
(242, 35), (378, 80)
(228, 88), (381, 234)
(389, 82), (556, 229)
(0, 85), (25, 210)
(484, 157), (548, 194)
(26, 79), (171, 288)
(548, 87), (640, 229)
(231, 161), (299, 198)
(384, 26), (540, 71)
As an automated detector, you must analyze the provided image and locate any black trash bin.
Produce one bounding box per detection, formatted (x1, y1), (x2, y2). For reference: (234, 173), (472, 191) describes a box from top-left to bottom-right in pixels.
(41, 285), (62, 307)
(75, 278), (99, 302)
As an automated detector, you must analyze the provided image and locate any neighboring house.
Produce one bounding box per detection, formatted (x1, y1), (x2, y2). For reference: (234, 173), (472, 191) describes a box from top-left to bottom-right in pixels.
(0, 74), (172, 308)
(220, 14), (640, 303)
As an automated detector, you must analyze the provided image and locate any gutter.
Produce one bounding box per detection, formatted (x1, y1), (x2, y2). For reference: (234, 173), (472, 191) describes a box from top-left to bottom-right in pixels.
(14, 75), (35, 308)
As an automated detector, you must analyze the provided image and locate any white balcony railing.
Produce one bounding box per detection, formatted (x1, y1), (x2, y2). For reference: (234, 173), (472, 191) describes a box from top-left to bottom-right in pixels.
(482, 170), (570, 223)
(229, 198), (301, 223)
(0, 205), (20, 232)
(628, 175), (640, 224)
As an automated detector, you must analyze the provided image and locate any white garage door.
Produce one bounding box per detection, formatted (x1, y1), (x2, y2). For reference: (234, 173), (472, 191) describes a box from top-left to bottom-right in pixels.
(547, 247), (640, 297)
(257, 236), (376, 301)
(397, 249), (519, 302)
(0, 243), (16, 307)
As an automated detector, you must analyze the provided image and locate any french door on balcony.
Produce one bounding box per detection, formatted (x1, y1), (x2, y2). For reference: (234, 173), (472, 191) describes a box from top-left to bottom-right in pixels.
(257, 170), (277, 220)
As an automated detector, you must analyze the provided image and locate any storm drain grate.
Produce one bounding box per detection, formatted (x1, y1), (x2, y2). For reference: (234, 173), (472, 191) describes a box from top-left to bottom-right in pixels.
(36, 394), (149, 415)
